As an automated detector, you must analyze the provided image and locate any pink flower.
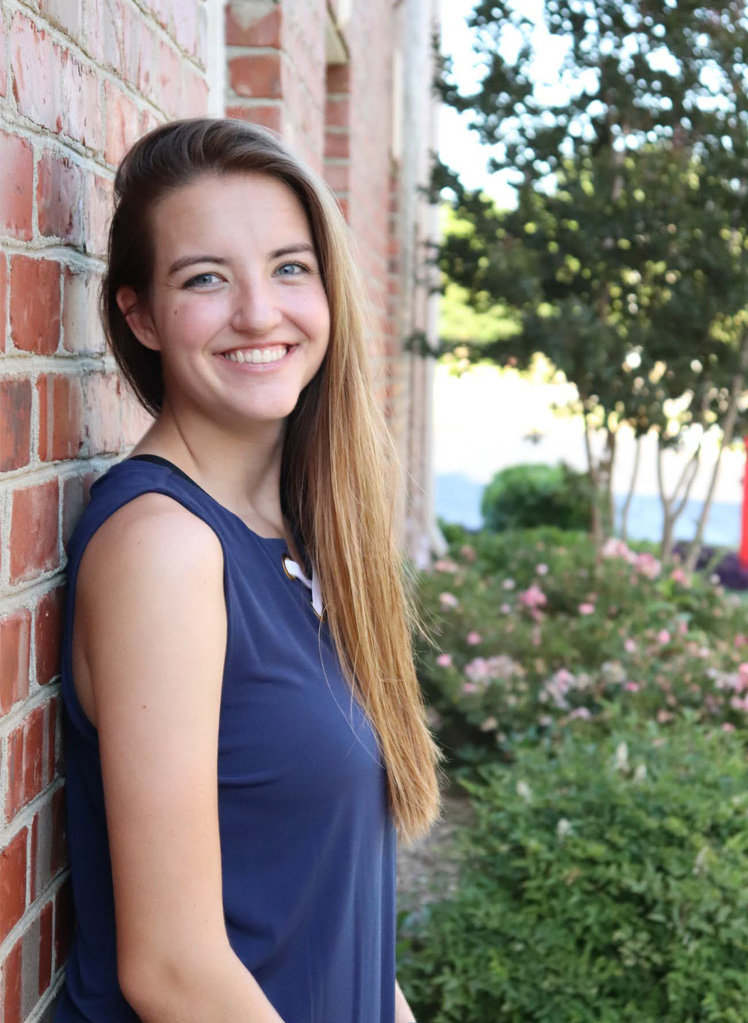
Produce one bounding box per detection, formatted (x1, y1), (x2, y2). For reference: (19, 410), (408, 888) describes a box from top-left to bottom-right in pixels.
(466, 631), (482, 645)
(502, 578), (516, 591)
(578, 603), (595, 616)
(657, 630), (671, 645)
(671, 567), (690, 586)
(439, 592), (459, 610)
(535, 563), (549, 575)
(731, 695), (748, 713)
(735, 635), (748, 649)
(656, 709), (674, 723)
(723, 722), (736, 732)
(567, 707), (591, 721)
(634, 552), (661, 579)
(625, 682), (640, 692)
(500, 603), (512, 614)
(520, 584), (547, 609)
(461, 681), (478, 695)
(436, 653), (453, 668)
(434, 559), (459, 574)
(624, 638), (637, 653)
(460, 544), (476, 562)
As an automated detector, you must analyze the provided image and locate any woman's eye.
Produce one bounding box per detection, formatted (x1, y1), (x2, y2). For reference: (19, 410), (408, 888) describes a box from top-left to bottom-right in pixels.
(275, 262), (309, 277)
(184, 272), (222, 288)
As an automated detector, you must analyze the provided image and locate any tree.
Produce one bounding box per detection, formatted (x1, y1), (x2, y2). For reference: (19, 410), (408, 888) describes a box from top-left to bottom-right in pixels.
(427, 1), (748, 561)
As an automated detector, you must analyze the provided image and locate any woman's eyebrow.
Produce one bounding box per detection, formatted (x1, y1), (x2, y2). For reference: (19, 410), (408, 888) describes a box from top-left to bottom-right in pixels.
(167, 244), (316, 278)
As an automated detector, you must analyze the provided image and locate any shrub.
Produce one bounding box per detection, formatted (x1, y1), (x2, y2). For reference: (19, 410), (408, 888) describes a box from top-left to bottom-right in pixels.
(397, 718), (748, 1022)
(418, 528), (748, 776)
(480, 462), (593, 532)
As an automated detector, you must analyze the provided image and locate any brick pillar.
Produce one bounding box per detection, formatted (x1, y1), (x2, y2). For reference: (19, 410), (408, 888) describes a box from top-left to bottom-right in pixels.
(225, 0), (327, 172)
(0, 4), (211, 1020)
(324, 62), (351, 222)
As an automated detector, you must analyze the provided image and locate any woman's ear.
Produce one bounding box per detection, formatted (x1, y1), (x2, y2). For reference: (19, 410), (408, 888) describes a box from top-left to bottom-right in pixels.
(115, 286), (161, 351)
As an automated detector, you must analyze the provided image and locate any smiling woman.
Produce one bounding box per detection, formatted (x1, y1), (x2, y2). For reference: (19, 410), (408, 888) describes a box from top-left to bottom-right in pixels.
(52, 118), (443, 1023)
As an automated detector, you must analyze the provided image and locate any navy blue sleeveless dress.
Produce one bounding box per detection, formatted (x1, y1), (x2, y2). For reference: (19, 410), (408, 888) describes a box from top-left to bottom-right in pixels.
(53, 455), (398, 1023)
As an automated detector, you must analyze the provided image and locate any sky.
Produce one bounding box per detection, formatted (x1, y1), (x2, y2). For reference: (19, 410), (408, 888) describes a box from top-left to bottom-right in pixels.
(437, 0), (574, 207)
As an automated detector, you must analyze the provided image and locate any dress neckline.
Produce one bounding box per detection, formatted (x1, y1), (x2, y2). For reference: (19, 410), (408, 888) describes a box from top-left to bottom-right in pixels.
(123, 454), (294, 548)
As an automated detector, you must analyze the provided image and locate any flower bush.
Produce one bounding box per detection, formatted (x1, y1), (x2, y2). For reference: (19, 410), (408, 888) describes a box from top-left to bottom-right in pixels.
(417, 527), (748, 775)
(397, 717), (748, 1022)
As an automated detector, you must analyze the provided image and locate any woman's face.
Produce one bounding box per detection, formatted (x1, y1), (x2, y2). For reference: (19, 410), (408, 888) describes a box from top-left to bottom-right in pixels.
(116, 171), (331, 432)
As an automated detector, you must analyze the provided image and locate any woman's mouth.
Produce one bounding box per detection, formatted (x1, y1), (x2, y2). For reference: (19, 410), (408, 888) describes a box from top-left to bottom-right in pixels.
(217, 344), (297, 369)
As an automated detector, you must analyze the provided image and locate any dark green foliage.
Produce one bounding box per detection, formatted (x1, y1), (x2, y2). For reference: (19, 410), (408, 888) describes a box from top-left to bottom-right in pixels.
(480, 462), (593, 532)
(398, 718), (748, 1022)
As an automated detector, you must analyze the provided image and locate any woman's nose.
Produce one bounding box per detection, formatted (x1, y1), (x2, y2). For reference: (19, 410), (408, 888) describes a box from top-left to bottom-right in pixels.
(231, 277), (283, 334)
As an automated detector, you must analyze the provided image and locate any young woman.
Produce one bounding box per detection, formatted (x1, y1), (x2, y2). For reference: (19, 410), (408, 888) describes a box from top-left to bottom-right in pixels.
(53, 118), (444, 1023)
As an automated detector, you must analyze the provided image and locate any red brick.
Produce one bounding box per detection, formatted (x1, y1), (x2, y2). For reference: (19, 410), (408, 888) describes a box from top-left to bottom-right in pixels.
(226, 103), (283, 132)
(103, 81), (141, 167)
(5, 706), (45, 820)
(324, 161), (350, 194)
(156, 38), (182, 119)
(228, 53), (283, 99)
(11, 14), (62, 134)
(36, 151), (84, 246)
(30, 790), (67, 903)
(1, 938), (21, 1023)
(37, 374), (85, 462)
(183, 66), (210, 117)
(61, 43), (103, 151)
(62, 266), (105, 355)
(173, 0), (198, 57)
(62, 472), (95, 551)
(48, 694), (61, 783)
(88, 173), (113, 258)
(9, 257), (61, 356)
(11, 13), (101, 147)
(9, 479), (60, 584)
(35, 587), (64, 688)
(82, 372), (122, 456)
(0, 13), (6, 98)
(0, 132), (34, 240)
(54, 877), (74, 968)
(326, 63), (350, 93)
(0, 253), (7, 351)
(0, 828), (27, 944)
(226, 4), (282, 47)
(325, 94), (349, 128)
(133, 15), (158, 102)
(121, 392), (154, 448)
(0, 610), (31, 715)
(38, 900), (54, 996)
(39, 0), (85, 43)
(0, 377), (32, 472)
(325, 130), (349, 159)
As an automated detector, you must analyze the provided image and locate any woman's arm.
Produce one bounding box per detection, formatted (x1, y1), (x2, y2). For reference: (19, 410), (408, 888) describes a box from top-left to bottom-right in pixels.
(78, 494), (287, 1023)
(395, 977), (417, 1023)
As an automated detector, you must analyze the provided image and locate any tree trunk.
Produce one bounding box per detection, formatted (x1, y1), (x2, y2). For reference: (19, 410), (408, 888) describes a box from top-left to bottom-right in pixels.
(657, 439), (702, 565)
(602, 426), (617, 539)
(685, 332), (748, 573)
(582, 411), (604, 550)
(620, 432), (643, 543)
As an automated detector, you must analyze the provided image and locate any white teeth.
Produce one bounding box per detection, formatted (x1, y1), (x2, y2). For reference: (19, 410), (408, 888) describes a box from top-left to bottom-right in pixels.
(221, 346), (289, 364)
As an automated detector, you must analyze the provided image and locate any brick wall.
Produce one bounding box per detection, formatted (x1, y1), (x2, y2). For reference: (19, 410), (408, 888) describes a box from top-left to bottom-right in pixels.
(226, 0), (441, 559)
(0, 0), (440, 1018)
(0, 3), (210, 1019)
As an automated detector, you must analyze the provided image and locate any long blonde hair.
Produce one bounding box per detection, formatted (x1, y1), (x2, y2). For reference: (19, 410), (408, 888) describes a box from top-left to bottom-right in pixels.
(101, 117), (445, 846)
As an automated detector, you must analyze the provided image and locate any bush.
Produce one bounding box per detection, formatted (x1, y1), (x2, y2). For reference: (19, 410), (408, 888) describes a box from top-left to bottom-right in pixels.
(418, 528), (748, 776)
(397, 718), (748, 1022)
(480, 462), (593, 532)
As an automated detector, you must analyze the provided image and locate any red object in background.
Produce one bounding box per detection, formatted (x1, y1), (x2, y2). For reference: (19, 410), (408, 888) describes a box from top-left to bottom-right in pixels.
(742, 436), (748, 568)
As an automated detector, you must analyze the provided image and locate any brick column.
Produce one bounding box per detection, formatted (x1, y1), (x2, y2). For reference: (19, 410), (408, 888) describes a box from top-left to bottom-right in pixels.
(0, 3), (211, 1020)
